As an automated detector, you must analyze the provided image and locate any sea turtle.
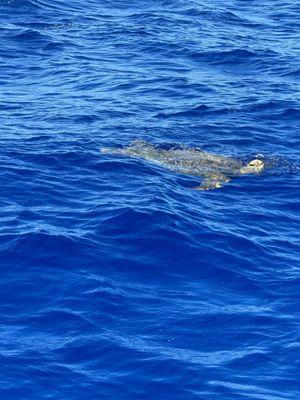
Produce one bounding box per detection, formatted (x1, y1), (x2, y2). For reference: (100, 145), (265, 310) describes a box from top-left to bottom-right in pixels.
(100, 140), (264, 190)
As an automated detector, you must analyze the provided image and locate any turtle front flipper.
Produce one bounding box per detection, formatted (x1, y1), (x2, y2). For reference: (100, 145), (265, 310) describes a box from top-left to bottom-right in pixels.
(194, 173), (230, 191)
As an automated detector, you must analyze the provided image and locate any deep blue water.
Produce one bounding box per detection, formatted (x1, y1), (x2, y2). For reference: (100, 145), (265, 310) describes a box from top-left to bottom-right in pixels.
(1, 0), (300, 399)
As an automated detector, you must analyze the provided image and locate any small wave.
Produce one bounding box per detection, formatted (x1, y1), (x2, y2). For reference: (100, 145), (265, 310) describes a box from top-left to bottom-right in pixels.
(183, 8), (263, 27)
(282, 69), (300, 78)
(128, 11), (176, 26)
(27, 309), (95, 331)
(156, 104), (211, 119)
(1, 0), (45, 10)
(103, 331), (267, 367)
(190, 48), (276, 66)
(43, 41), (65, 51)
(0, 103), (23, 111)
(156, 100), (298, 119)
(278, 108), (300, 118)
(74, 114), (99, 123)
(1, 0), (88, 13)
(13, 29), (49, 42)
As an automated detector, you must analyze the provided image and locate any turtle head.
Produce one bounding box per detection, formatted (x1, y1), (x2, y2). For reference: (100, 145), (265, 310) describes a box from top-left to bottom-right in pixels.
(240, 159), (264, 174)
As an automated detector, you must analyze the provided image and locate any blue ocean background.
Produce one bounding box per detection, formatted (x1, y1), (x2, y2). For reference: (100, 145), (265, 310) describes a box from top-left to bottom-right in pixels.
(1, 0), (300, 399)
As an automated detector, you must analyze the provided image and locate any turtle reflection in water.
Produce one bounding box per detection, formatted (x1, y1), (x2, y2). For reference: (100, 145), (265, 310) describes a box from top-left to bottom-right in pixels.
(100, 140), (264, 190)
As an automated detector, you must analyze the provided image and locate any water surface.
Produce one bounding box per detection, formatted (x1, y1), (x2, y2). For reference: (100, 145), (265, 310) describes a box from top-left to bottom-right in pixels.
(0, 0), (299, 399)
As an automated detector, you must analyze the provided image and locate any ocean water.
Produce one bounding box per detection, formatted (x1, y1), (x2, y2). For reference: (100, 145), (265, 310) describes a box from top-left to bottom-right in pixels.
(0, 0), (300, 399)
